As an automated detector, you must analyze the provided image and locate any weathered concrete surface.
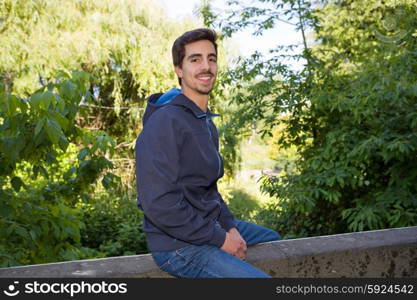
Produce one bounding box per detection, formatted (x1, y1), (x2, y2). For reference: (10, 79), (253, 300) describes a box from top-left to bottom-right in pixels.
(247, 226), (417, 278)
(0, 254), (171, 278)
(1, 226), (416, 278)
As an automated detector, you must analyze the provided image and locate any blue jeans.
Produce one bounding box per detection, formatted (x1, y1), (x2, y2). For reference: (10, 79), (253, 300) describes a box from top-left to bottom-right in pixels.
(151, 220), (281, 278)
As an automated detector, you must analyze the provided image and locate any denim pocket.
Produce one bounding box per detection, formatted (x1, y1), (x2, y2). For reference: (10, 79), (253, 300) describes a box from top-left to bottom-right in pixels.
(152, 251), (175, 272)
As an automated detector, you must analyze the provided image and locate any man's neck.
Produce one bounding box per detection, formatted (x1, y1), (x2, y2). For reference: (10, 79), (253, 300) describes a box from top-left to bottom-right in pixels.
(182, 89), (209, 113)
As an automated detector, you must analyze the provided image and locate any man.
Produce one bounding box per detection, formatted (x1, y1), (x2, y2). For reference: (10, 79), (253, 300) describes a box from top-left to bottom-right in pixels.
(135, 28), (280, 278)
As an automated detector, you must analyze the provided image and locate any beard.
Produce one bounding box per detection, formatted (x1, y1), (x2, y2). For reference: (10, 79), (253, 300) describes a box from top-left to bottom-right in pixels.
(194, 72), (216, 95)
(195, 86), (213, 95)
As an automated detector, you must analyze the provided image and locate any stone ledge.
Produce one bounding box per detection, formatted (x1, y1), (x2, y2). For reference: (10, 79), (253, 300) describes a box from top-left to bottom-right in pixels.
(1, 226), (416, 278)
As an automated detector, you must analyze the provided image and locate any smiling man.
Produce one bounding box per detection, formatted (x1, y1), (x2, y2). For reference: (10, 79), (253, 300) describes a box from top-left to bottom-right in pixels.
(135, 28), (281, 278)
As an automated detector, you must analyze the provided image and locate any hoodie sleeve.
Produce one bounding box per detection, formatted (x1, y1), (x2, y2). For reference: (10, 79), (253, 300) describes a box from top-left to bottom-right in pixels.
(210, 120), (236, 231)
(216, 185), (236, 231)
(136, 109), (226, 248)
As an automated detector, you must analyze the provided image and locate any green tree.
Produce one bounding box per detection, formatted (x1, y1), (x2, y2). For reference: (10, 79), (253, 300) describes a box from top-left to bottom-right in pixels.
(0, 0), (198, 187)
(0, 71), (120, 266)
(202, 0), (417, 238)
(0, 0), (205, 265)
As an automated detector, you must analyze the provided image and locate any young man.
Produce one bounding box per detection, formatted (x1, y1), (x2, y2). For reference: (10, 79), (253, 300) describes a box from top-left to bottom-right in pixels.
(135, 28), (280, 278)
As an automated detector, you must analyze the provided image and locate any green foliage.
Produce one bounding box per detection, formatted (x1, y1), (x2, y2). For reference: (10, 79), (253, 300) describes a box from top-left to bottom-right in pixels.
(0, 0), (204, 265)
(265, 123), (299, 176)
(0, 71), (118, 266)
(0, 0), (199, 177)
(222, 186), (261, 221)
(204, 0), (417, 238)
(215, 96), (243, 179)
(79, 190), (147, 257)
(207, 60), (246, 179)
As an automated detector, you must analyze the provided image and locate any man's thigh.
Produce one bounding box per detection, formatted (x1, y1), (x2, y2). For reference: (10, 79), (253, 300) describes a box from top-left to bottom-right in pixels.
(152, 245), (270, 278)
(234, 219), (281, 246)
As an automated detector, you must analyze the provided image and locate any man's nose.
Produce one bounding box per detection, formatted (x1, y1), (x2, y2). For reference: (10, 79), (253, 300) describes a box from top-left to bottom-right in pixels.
(200, 59), (210, 71)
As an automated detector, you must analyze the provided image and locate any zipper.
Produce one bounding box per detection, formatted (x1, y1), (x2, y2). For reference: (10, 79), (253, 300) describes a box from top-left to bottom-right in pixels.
(197, 113), (222, 177)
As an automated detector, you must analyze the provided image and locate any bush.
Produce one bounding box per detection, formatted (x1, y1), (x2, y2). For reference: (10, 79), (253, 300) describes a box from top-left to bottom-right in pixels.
(0, 72), (118, 266)
(79, 190), (148, 257)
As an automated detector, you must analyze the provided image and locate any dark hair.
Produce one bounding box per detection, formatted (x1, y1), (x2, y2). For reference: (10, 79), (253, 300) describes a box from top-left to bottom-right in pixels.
(172, 28), (218, 85)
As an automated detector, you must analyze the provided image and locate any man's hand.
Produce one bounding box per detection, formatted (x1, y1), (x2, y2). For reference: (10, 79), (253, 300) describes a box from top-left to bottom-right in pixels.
(220, 227), (247, 260)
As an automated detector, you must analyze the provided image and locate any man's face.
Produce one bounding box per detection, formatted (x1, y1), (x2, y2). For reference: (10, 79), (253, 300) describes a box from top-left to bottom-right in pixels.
(175, 39), (218, 96)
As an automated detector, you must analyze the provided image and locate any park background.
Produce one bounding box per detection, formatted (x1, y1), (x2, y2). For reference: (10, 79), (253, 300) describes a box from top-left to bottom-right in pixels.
(0, 0), (416, 267)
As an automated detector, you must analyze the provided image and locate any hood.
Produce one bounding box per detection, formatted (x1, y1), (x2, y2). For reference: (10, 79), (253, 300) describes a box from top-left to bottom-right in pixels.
(142, 88), (181, 126)
(142, 88), (219, 126)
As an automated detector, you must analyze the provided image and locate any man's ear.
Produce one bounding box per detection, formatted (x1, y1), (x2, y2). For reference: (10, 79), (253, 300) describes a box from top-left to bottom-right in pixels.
(174, 66), (183, 79)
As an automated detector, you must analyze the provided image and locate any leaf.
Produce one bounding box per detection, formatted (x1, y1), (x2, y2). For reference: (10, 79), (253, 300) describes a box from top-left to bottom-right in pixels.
(30, 93), (44, 110)
(41, 91), (56, 110)
(58, 135), (69, 152)
(40, 221), (49, 235)
(30, 91), (57, 111)
(77, 148), (90, 160)
(63, 167), (77, 180)
(101, 173), (120, 190)
(45, 152), (57, 164)
(50, 206), (59, 217)
(48, 110), (70, 131)
(33, 165), (49, 179)
(34, 117), (46, 138)
(6, 224), (16, 236)
(83, 91), (93, 105)
(45, 118), (62, 144)
(55, 95), (66, 112)
(72, 71), (90, 91)
(29, 230), (37, 243)
(3, 136), (25, 164)
(6, 95), (19, 116)
(59, 81), (79, 102)
(32, 165), (39, 179)
(64, 226), (77, 238)
(0, 203), (12, 217)
(10, 176), (24, 192)
(15, 226), (28, 238)
(18, 97), (28, 114)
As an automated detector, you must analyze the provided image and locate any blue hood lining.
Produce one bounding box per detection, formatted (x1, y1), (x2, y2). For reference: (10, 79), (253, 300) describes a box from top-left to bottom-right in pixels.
(154, 88), (181, 105)
(142, 89), (221, 127)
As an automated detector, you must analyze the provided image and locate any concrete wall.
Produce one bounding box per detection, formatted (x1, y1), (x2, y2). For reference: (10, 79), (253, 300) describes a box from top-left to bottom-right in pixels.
(1, 226), (416, 278)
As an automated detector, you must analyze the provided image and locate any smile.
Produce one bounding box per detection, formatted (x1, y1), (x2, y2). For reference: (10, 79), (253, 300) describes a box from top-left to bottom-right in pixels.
(196, 75), (213, 83)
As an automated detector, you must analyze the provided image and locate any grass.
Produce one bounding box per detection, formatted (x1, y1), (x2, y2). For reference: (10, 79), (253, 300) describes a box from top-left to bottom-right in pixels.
(239, 135), (277, 171)
(218, 132), (279, 221)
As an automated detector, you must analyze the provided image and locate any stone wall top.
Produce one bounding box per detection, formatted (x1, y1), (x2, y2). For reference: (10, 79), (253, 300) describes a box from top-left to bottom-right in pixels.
(1, 226), (416, 278)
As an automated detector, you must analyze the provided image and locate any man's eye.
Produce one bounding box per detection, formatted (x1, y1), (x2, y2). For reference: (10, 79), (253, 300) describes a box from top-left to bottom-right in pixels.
(191, 58), (198, 62)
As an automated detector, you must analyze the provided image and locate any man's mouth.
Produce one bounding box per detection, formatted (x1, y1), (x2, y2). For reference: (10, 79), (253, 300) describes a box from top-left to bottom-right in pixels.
(196, 73), (213, 83)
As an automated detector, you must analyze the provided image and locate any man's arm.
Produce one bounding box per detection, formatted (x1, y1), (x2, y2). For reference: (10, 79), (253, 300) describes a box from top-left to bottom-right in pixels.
(214, 184), (247, 259)
(215, 184), (236, 231)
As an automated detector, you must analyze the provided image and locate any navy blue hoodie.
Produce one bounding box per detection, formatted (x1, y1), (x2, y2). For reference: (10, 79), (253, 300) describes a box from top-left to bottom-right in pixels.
(135, 89), (235, 252)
